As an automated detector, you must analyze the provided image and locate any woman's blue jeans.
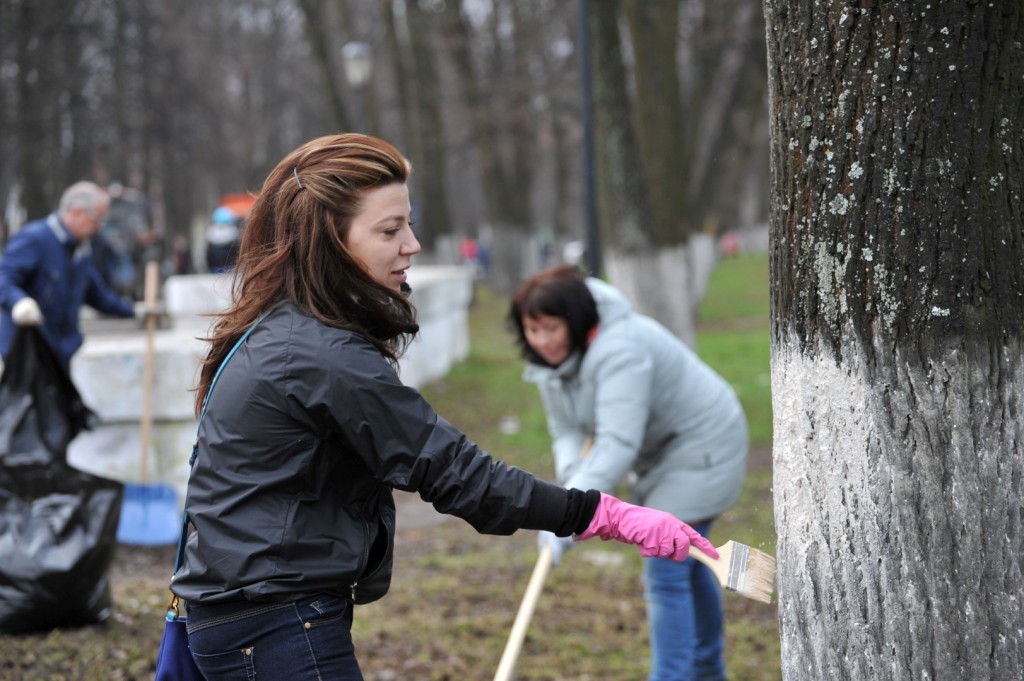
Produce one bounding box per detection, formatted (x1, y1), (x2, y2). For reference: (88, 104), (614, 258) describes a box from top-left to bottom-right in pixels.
(185, 593), (363, 680)
(643, 521), (725, 681)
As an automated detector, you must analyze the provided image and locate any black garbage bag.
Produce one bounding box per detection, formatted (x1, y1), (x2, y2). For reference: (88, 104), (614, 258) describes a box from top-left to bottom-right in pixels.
(0, 325), (96, 466)
(0, 326), (123, 633)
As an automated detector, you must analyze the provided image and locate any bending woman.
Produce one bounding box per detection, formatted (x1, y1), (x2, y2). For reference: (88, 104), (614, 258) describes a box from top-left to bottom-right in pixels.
(510, 265), (748, 681)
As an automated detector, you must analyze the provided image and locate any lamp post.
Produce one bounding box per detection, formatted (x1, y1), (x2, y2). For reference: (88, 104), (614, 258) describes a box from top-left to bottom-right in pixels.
(342, 41), (373, 132)
(577, 0), (602, 277)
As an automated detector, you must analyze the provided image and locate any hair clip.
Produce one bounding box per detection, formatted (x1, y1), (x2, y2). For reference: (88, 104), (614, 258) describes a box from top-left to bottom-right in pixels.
(293, 167), (303, 190)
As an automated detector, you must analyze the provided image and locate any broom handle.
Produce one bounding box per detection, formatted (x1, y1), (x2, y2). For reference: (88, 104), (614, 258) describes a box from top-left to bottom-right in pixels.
(139, 261), (159, 483)
(492, 437), (590, 680)
(493, 544), (553, 681)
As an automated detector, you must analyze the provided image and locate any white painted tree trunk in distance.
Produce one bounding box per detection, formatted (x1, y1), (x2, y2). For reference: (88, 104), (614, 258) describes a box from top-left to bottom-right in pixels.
(604, 234), (717, 348)
(765, 1), (1024, 679)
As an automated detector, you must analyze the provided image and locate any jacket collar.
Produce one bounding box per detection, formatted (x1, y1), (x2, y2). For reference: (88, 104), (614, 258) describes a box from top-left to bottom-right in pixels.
(522, 350), (582, 384)
(46, 213), (79, 253)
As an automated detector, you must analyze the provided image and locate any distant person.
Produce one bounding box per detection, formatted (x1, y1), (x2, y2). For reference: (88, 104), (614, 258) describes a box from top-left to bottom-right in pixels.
(561, 239), (585, 267)
(204, 206), (240, 273)
(509, 264), (749, 681)
(477, 238), (492, 279)
(170, 132), (718, 680)
(169, 234), (194, 275)
(720, 231), (741, 258)
(0, 181), (137, 372)
(459, 235), (478, 263)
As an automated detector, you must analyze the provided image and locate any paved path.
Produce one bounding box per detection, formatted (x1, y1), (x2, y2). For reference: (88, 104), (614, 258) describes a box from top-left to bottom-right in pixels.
(393, 490), (453, 530)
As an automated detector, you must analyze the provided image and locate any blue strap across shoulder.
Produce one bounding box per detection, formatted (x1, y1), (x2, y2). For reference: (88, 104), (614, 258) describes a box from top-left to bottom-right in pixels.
(172, 307), (277, 573)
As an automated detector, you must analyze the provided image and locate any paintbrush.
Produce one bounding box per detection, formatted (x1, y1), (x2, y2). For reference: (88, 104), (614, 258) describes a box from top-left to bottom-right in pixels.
(579, 436), (776, 603)
(689, 540), (776, 603)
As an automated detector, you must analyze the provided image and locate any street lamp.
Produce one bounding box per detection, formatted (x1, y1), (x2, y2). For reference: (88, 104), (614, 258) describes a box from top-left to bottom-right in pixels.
(342, 41), (373, 132)
(578, 0), (602, 277)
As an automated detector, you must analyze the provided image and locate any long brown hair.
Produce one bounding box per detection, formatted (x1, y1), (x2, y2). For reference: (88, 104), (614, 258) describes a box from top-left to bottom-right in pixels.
(194, 133), (416, 414)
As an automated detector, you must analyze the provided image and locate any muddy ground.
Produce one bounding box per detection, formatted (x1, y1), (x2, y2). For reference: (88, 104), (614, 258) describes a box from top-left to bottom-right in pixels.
(0, 450), (779, 681)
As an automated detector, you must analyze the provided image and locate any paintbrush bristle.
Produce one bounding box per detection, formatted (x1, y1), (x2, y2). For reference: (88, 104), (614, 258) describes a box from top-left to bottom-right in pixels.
(721, 540), (776, 604)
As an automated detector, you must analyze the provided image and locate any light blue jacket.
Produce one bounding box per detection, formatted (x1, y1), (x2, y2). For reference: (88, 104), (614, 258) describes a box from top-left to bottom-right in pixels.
(0, 214), (135, 370)
(523, 278), (748, 522)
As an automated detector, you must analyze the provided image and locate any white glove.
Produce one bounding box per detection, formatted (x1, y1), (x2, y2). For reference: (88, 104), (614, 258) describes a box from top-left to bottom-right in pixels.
(537, 530), (576, 567)
(12, 297), (43, 326)
(134, 300), (167, 320)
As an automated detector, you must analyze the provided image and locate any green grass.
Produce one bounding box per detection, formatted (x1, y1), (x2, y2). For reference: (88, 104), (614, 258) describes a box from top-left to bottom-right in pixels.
(697, 253), (773, 447)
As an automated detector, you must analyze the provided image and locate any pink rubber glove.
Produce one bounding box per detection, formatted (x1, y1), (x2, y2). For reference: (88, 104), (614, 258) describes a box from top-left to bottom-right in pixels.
(574, 493), (720, 562)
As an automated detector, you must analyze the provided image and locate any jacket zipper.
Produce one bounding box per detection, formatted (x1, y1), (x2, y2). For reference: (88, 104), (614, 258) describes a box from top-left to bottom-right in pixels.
(350, 515), (372, 601)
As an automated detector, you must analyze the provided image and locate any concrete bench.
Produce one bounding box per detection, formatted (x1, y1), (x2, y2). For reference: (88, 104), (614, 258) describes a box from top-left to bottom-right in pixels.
(64, 266), (475, 508)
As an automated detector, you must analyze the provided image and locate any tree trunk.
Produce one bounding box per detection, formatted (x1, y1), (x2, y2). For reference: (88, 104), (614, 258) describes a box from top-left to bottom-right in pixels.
(766, 2), (1024, 680)
(591, 0), (652, 255)
(592, 0), (717, 344)
(295, 0), (350, 131)
(403, 0), (451, 254)
(624, 0), (688, 244)
(14, 0), (62, 219)
(440, 0), (533, 290)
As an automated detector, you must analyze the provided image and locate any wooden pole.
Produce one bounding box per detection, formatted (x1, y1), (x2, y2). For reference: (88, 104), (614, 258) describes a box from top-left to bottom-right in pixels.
(139, 261), (159, 483)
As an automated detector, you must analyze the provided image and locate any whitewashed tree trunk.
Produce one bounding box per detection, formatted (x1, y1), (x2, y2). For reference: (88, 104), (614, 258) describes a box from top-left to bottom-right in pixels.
(770, 2), (1024, 675)
(605, 235), (717, 348)
(766, 2), (1023, 680)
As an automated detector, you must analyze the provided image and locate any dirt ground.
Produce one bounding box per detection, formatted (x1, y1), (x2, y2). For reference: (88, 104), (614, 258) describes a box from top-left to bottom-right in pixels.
(0, 447), (779, 680)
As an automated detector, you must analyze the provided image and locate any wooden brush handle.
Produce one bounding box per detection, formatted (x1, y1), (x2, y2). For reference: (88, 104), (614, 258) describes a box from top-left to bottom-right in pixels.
(688, 543), (722, 568)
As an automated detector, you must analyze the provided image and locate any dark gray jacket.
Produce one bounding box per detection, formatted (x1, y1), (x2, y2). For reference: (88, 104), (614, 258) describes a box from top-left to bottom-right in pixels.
(171, 303), (573, 605)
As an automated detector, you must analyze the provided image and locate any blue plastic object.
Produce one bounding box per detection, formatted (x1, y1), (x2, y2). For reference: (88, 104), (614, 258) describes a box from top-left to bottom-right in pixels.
(116, 483), (181, 546)
(212, 206), (236, 224)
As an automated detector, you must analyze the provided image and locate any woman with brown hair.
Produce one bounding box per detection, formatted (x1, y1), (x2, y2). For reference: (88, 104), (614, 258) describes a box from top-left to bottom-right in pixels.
(169, 133), (717, 680)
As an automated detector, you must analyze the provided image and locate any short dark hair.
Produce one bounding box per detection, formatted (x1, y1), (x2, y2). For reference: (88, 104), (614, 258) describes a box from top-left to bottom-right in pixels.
(508, 265), (599, 366)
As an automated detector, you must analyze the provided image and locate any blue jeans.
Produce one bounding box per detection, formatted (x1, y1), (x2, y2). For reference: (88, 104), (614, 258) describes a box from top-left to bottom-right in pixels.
(643, 521), (725, 681)
(185, 593), (362, 680)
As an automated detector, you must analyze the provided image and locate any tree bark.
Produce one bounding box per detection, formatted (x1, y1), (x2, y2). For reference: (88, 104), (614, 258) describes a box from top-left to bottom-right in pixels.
(591, 0), (652, 255)
(624, 0), (688, 244)
(592, 0), (714, 345)
(402, 0), (452, 254)
(295, 0), (350, 132)
(767, 2), (1024, 679)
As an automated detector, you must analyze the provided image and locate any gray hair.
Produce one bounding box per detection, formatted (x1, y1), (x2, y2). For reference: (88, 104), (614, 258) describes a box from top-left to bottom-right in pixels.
(58, 181), (108, 213)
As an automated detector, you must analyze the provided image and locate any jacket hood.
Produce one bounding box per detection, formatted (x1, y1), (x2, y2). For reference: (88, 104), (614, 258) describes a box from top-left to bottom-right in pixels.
(584, 277), (631, 328)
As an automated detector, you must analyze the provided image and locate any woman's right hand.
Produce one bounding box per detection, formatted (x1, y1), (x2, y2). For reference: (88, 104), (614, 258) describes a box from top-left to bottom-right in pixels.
(574, 493), (719, 562)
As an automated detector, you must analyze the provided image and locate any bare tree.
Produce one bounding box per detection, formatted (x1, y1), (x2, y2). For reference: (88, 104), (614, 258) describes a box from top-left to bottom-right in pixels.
(0, 0), (771, 301)
(439, 0), (545, 289)
(589, 0), (653, 256)
(584, 0), (767, 344)
(766, 2), (1023, 679)
(400, 0), (452, 254)
(686, 0), (766, 233)
(295, 0), (353, 132)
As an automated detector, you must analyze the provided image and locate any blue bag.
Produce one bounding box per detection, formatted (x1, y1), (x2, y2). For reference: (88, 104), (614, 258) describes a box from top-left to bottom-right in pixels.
(154, 595), (203, 680)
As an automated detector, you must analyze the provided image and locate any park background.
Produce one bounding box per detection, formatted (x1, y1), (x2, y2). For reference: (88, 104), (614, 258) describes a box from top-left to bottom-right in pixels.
(2, 1), (1021, 679)
(0, 253), (779, 680)
(2, 2), (778, 677)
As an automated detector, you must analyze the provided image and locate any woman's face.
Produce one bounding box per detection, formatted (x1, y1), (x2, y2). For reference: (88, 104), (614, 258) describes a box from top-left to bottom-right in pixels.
(345, 183), (420, 291)
(522, 313), (572, 366)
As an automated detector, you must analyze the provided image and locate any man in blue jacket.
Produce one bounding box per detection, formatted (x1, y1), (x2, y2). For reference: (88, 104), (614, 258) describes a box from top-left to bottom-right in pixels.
(0, 181), (137, 373)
